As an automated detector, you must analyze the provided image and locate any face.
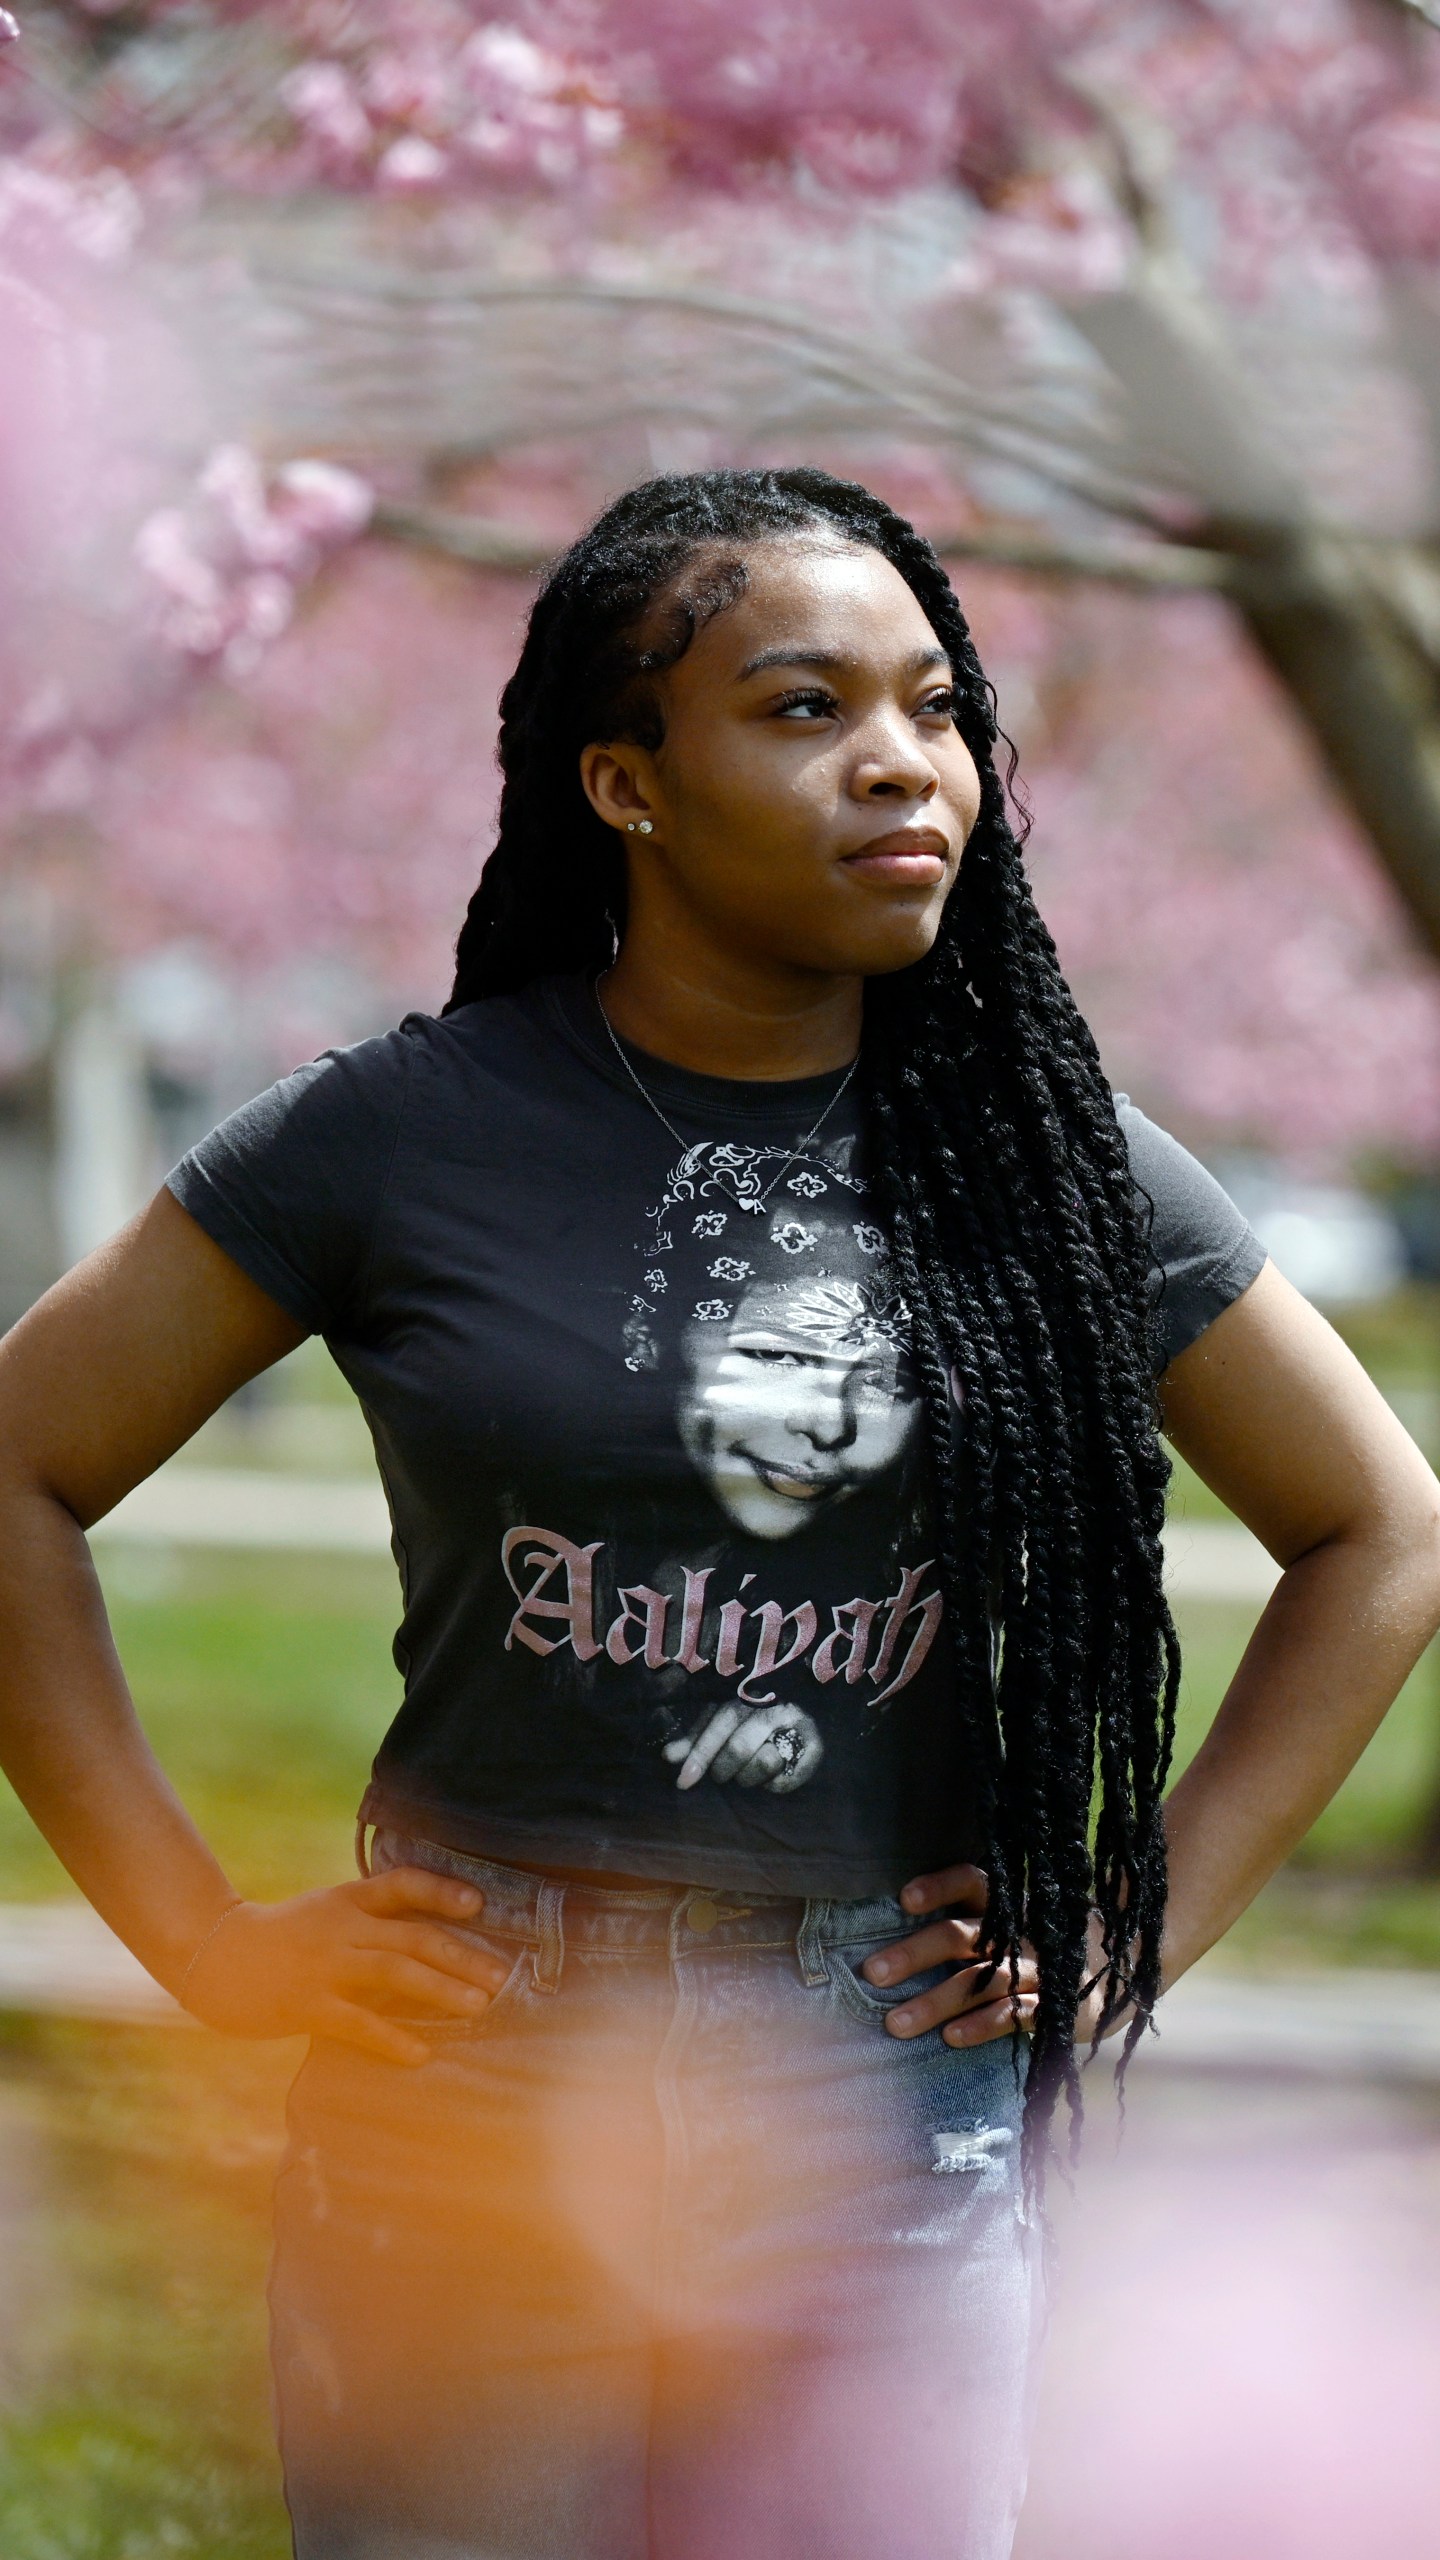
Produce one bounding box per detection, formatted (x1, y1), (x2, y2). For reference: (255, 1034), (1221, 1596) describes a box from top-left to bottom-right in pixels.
(677, 1274), (917, 1540)
(581, 538), (983, 979)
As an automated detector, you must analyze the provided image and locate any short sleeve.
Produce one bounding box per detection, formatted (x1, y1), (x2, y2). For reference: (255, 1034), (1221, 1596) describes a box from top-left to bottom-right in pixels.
(1114, 1093), (1267, 1375)
(165, 1026), (417, 1338)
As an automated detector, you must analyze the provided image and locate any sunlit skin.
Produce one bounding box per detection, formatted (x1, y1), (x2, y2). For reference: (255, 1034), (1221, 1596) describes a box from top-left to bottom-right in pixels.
(0, 531), (1435, 2069)
(579, 539), (983, 1078)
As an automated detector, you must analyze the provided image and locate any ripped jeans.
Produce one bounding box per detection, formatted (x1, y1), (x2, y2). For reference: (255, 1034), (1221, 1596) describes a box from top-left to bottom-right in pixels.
(270, 1832), (1049, 2560)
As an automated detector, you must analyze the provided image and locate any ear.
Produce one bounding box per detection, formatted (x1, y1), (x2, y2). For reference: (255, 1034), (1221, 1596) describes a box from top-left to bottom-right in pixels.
(580, 742), (660, 836)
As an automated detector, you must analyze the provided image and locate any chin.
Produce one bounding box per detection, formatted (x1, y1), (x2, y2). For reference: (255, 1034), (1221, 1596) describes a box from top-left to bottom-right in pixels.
(815, 907), (948, 981)
(860, 934), (943, 979)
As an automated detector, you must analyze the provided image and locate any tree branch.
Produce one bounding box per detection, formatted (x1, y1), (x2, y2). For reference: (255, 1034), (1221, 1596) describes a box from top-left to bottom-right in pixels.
(930, 526), (1232, 591)
(242, 259), (1181, 526)
(367, 496), (1233, 593)
(368, 500), (554, 573)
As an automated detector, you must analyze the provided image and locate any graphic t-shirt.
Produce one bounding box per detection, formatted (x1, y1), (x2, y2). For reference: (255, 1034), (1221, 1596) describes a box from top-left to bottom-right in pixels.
(167, 973), (1267, 1897)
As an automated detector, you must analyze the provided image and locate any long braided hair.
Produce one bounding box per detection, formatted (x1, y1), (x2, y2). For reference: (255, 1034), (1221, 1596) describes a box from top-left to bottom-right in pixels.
(447, 467), (1179, 2179)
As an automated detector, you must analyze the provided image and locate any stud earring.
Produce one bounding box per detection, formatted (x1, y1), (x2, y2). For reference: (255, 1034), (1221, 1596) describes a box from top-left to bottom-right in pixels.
(625, 818), (654, 835)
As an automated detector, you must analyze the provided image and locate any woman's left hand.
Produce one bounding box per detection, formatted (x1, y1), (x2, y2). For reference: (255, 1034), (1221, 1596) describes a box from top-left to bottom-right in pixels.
(866, 1864), (1037, 2045)
(867, 1863), (1126, 2048)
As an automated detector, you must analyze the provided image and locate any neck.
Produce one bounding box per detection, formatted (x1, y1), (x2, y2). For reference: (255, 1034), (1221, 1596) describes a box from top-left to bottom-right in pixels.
(598, 932), (862, 1082)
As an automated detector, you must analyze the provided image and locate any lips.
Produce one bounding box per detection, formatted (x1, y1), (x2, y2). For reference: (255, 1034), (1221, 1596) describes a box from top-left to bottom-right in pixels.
(841, 828), (948, 885)
(743, 1452), (830, 1500)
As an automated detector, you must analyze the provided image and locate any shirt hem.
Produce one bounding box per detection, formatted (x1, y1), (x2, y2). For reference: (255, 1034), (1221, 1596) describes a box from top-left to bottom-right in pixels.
(165, 1166), (329, 1335)
(1159, 1234), (1268, 1370)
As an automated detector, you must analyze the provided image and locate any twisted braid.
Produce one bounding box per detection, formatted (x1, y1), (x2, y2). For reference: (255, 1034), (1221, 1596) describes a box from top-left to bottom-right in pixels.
(447, 466), (1179, 2183)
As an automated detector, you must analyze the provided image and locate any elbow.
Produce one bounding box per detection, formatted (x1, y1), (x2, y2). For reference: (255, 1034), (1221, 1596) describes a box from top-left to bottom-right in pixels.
(1400, 1484), (1440, 1640)
(1422, 1509), (1440, 1636)
(1321, 1475), (1440, 1641)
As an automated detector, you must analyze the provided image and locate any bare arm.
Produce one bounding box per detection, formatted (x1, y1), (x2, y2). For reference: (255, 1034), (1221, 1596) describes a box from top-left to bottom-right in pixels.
(0, 1192), (508, 2057)
(1151, 1253), (1440, 1982)
(868, 1255), (1440, 2042)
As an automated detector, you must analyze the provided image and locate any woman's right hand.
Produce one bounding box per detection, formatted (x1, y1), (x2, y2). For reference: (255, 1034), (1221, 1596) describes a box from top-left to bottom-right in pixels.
(177, 1867), (512, 2064)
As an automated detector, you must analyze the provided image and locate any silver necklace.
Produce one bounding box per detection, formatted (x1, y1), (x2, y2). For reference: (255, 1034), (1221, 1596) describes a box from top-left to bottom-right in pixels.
(594, 978), (860, 1210)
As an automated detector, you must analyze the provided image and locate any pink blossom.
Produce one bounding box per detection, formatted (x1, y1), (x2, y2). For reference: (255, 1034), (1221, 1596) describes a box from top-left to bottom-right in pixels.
(278, 61), (374, 166)
(132, 447), (373, 668)
(377, 134), (448, 189)
(272, 460), (374, 548)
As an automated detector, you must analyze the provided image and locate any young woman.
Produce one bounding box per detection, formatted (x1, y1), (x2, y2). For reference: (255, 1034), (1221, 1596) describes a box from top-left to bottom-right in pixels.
(1, 467), (1437, 2560)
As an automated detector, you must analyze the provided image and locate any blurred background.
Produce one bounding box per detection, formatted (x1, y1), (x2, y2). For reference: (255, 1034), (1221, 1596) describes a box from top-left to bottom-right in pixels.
(5, 0), (1440, 2552)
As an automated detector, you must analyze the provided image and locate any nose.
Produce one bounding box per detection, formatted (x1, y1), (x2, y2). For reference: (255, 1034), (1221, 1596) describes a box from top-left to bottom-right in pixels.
(789, 1375), (855, 1454)
(848, 708), (940, 805)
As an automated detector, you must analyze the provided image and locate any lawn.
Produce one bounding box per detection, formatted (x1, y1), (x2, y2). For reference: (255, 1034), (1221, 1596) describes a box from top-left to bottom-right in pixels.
(0, 2020), (295, 2559)
(0, 1294), (1438, 2557)
(0, 1548), (403, 1906)
(0, 1546), (396, 2559)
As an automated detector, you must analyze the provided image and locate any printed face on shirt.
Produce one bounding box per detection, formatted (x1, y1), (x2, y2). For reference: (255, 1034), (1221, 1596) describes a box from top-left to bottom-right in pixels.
(677, 1271), (917, 1540)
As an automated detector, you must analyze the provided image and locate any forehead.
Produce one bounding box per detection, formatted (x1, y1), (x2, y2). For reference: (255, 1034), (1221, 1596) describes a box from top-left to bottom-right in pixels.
(671, 538), (944, 688)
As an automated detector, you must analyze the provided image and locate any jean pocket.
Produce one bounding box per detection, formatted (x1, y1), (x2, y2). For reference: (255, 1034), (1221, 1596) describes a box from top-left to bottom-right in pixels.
(825, 1937), (956, 2031)
(393, 1936), (531, 2041)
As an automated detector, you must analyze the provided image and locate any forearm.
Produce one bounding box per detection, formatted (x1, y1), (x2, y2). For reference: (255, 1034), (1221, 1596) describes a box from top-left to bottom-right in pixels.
(0, 1481), (240, 1992)
(1158, 1522), (1440, 1985)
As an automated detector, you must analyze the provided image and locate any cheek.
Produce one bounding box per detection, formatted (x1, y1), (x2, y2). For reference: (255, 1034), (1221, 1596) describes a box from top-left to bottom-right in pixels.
(667, 741), (836, 883)
(929, 741), (977, 825)
(698, 1354), (776, 1425)
(853, 1383), (917, 1462)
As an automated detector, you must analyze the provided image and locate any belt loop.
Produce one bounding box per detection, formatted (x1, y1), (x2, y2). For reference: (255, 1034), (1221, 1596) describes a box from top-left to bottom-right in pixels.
(354, 1816), (373, 1880)
(533, 1880), (565, 1994)
(796, 1896), (829, 1988)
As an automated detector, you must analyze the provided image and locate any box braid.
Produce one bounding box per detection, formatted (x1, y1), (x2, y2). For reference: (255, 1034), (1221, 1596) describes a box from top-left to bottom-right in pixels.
(446, 467), (1179, 2183)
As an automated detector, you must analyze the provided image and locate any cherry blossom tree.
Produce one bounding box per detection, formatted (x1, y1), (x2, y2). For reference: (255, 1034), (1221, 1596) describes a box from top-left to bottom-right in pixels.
(6, 0), (1440, 1172)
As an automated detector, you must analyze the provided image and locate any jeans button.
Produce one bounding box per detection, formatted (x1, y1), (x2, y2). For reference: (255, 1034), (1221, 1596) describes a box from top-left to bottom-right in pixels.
(688, 1897), (719, 1934)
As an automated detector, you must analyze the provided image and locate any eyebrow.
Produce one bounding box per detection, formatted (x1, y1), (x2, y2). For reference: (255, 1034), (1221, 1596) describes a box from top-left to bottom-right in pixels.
(734, 644), (952, 684)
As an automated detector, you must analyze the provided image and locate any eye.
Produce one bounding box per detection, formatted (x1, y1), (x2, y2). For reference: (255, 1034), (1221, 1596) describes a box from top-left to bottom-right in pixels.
(916, 686), (958, 720)
(771, 687), (840, 722)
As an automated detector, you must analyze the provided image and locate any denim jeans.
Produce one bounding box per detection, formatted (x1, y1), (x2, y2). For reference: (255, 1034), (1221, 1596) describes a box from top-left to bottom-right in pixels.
(270, 1831), (1049, 2560)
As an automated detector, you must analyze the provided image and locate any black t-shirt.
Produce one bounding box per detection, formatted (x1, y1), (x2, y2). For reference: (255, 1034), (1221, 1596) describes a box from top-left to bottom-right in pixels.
(167, 973), (1266, 1896)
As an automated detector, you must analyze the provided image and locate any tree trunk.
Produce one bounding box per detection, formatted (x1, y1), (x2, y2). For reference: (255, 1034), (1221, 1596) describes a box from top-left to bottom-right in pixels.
(1205, 530), (1440, 1869)
(1223, 527), (1440, 966)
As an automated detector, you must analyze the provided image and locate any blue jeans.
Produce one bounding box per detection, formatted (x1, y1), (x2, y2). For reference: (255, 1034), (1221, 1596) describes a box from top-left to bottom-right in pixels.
(270, 1832), (1049, 2560)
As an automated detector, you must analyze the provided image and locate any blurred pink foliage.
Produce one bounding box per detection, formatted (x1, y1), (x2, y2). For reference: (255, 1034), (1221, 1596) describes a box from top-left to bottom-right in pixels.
(997, 581), (1440, 1167)
(7, 0), (1440, 291)
(1014, 2081), (1440, 2560)
(3, 0), (1440, 1159)
(134, 444), (373, 675)
(84, 543), (516, 1054)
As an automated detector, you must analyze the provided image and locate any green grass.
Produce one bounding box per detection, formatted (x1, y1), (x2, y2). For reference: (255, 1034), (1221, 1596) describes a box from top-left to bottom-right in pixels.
(0, 2017), (296, 2559)
(0, 1550), (402, 1904)
(1169, 1596), (1440, 1968)
(1171, 1599), (1440, 1867)
(0, 1549), (383, 2556)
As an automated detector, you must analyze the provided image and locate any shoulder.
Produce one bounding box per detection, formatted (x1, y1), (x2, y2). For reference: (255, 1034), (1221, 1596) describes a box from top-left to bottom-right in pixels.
(164, 1020), (427, 1337)
(228, 986), (558, 1130)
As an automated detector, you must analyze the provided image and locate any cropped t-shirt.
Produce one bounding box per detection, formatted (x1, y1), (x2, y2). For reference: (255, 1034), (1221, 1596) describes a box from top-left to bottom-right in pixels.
(166, 973), (1267, 1897)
